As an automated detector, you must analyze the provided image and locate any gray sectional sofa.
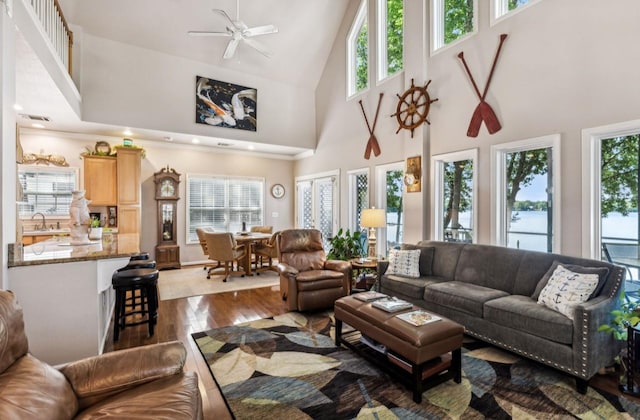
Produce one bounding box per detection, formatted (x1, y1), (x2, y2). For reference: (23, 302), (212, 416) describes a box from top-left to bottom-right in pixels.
(377, 240), (625, 392)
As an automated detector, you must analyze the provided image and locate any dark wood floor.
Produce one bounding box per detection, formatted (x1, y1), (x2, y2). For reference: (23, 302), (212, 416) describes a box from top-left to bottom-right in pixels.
(103, 279), (637, 419)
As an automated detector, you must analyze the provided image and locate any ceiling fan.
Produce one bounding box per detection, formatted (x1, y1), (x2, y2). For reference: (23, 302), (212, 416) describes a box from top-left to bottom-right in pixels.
(188, 0), (278, 59)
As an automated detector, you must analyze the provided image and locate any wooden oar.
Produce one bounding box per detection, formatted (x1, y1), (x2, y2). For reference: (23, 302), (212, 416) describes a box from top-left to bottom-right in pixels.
(359, 93), (383, 159)
(458, 34), (508, 137)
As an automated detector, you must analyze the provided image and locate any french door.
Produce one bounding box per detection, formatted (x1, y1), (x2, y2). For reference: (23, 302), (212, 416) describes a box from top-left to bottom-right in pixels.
(296, 171), (339, 249)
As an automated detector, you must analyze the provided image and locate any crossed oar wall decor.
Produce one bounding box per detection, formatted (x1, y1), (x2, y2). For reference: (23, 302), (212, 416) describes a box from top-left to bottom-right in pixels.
(359, 93), (384, 160)
(458, 33), (508, 138)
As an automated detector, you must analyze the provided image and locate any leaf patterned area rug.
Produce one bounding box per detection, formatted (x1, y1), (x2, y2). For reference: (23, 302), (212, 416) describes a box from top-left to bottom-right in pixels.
(192, 312), (640, 419)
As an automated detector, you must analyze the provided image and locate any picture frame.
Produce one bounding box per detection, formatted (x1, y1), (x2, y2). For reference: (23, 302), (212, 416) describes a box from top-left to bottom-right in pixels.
(195, 76), (257, 132)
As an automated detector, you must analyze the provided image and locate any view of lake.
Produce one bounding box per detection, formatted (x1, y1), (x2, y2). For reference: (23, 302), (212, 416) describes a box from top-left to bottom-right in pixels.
(456, 210), (638, 252)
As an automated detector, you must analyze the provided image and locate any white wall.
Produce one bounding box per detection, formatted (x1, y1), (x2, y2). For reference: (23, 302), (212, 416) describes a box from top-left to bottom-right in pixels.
(19, 131), (295, 264)
(79, 33), (316, 150)
(309, 0), (640, 257)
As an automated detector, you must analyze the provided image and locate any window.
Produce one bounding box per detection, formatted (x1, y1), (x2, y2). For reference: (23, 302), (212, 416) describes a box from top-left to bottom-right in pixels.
(295, 171), (339, 250)
(491, 0), (541, 24)
(431, 0), (477, 53)
(186, 175), (264, 243)
(348, 169), (369, 233)
(347, 0), (369, 97)
(18, 165), (78, 218)
(582, 120), (640, 257)
(375, 162), (403, 256)
(491, 135), (561, 253)
(377, 0), (403, 82)
(432, 149), (478, 243)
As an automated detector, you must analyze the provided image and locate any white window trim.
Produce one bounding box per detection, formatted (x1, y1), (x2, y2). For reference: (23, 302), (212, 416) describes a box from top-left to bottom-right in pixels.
(430, 0), (478, 56)
(376, 0), (403, 83)
(431, 148), (478, 243)
(581, 119), (640, 259)
(490, 134), (561, 252)
(348, 167), (370, 232)
(346, 0), (369, 99)
(490, 0), (543, 27)
(375, 161), (403, 256)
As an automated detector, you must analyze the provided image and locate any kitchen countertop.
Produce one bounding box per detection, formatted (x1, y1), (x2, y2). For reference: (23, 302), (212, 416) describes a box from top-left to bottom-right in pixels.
(8, 233), (140, 267)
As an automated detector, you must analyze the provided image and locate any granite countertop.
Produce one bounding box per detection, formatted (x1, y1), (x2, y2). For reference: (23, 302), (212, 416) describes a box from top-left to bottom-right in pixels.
(8, 233), (140, 267)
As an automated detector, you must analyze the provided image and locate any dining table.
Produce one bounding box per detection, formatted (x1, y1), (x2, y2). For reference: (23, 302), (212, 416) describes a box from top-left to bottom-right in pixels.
(233, 231), (272, 276)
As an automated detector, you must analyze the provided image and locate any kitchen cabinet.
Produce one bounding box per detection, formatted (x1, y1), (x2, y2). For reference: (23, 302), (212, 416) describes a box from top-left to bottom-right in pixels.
(116, 147), (142, 234)
(83, 155), (117, 206)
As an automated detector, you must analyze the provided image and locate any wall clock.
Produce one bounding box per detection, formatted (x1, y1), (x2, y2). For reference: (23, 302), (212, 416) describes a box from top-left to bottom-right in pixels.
(271, 184), (285, 199)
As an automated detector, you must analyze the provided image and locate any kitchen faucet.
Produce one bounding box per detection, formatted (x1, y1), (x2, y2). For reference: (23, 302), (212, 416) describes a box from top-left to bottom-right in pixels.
(31, 212), (46, 231)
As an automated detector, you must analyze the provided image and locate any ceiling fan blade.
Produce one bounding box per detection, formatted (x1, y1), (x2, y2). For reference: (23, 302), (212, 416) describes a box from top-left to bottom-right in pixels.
(242, 38), (272, 58)
(188, 30), (231, 37)
(223, 38), (240, 59)
(212, 9), (236, 27)
(243, 24), (278, 37)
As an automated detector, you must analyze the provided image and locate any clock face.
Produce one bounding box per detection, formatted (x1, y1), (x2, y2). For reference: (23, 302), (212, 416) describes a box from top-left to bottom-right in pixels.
(271, 184), (285, 199)
(161, 179), (175, 197)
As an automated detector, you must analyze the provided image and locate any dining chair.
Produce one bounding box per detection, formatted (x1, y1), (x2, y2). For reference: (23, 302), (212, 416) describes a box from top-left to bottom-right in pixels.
(196, 227), (221, 278)
(254, 231), (280, 273)
(250, 225), (273, 234)
(204, 232), (247, 281)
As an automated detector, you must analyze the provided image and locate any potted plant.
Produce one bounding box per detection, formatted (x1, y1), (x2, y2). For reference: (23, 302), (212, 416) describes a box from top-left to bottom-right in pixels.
(327, 228), (364, 261)
(88, 217), (103, 241)
(598, 294), (640, 394)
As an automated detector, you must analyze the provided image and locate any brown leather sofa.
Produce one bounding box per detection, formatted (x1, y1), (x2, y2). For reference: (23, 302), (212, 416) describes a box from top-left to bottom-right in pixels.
(276, 229), (351, 311)
(0, 290), (203, 419)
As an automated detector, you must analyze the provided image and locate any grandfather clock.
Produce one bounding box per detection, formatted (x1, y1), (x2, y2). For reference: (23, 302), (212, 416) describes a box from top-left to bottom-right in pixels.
(154, 166), (181, 270)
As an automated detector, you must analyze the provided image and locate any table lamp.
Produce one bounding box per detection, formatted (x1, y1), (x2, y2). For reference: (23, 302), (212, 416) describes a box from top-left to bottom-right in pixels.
(361, 208), (386, 259)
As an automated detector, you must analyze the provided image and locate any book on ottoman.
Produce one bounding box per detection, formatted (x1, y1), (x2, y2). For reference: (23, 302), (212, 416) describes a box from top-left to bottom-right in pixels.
(354, 291), (387, 302)
(372, 297), (412, 312)
(396, 310), (442, 326)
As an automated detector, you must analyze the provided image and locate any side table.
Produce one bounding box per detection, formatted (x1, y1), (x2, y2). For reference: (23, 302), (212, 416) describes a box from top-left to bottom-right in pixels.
(349, 258), (378, 292)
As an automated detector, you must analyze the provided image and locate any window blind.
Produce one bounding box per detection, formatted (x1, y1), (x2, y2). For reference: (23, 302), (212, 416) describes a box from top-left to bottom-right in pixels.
(187, 175), (264, 243)
(18, 166), (78, 217)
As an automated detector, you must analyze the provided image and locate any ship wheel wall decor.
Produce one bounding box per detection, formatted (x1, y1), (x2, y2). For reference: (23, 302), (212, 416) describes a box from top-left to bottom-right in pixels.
(391, 78), (438, 138)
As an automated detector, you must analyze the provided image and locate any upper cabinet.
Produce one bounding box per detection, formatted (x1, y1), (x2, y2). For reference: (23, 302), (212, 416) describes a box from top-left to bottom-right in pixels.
(116, 148), (142, 205)
(83, 156), (117, 206)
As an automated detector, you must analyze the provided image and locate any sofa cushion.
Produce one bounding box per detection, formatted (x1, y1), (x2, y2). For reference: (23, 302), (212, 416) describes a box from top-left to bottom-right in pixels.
(387, 249), (421, 278)
(381, 274), (445, 299)
(75, 372), (201, 420)
(296, 270), (344, 291)
(417, 240), (465, 278)
(537, 265), (599, 320)
(0, 291), (29, 374)
(484, 295), (573, 345)
(401, 244), (435, 276)
(532, 260), (609, 300)
(424, 281), (509, 317)
(454, 244), (523, 293)
(0, 354), (78, 420)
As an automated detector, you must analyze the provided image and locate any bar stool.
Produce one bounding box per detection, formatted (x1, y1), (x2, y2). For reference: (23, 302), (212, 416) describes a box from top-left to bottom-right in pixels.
(129, 252), (150, 261)
(119, 259), (156, 310)
(112, 268), (159, 342)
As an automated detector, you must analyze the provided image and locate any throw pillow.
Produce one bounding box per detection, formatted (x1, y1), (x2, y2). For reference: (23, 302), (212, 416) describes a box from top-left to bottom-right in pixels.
(532, 260), (609, 300)
(387, 249), (421, 278)
(537, 265), (599, 320)
(401, 244), (435, 276)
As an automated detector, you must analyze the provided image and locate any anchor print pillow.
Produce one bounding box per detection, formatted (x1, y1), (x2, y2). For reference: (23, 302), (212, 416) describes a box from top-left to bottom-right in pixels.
(386, 249), (421, 278)
(537, 265), (599, 320)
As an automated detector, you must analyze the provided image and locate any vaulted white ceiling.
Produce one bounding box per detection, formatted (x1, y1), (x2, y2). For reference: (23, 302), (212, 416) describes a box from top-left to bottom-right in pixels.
(16, 0), (350, 156)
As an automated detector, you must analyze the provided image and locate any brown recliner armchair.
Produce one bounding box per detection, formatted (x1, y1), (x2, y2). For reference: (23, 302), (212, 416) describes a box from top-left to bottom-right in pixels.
(276, 229), (351, 311)
(0, 290), (203, 419)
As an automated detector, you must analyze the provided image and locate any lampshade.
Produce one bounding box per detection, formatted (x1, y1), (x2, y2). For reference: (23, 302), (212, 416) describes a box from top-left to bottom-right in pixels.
(361, 208), (386, 228)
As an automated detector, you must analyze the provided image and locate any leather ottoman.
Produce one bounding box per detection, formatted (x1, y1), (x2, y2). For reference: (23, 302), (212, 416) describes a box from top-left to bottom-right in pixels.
(334, 295), (464, 403)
